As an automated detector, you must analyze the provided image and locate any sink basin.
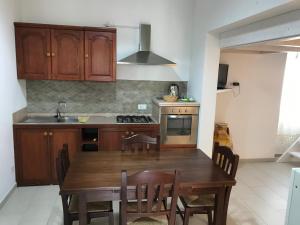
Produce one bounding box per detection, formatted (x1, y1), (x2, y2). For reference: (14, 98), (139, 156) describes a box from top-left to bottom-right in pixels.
(22, 116), (78, 123)
(57, 116), (78, 123)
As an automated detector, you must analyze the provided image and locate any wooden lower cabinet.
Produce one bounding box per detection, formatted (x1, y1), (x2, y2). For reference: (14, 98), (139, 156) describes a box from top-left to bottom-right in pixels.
(14, 128), (80, 186)
(99, 129), (127, 151)
(99, 126), (159, 151)
(14, 124), (159, 186)
(15, 128), (51, 185)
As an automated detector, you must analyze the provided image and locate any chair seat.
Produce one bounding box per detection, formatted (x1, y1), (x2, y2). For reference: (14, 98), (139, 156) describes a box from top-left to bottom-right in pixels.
(126, 201), (165, 212)
(124, 201), (168, 225)
(128, 216), (168, 225)
(180, 194), (215, 207)
(69, 195), (112, 213)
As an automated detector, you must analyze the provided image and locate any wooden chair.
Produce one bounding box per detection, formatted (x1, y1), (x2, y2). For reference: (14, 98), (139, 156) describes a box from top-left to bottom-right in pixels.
(120, 170), (180, 225)
(177, 143), (239, 225)
(122, 134), (160, 152)
(56, 146), (114, 225)
(60, 144), (70, 176)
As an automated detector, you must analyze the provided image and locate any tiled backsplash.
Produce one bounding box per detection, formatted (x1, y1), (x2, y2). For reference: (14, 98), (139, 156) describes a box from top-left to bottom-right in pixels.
(27, 80), (187, 114)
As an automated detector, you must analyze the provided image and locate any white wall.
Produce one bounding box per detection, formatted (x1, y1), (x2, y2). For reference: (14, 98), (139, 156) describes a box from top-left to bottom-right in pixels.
(17, 0), (194, 81)
(0, 0), (27, 203)
(189, 0), (298, 156)
(216, 53), (286, 159)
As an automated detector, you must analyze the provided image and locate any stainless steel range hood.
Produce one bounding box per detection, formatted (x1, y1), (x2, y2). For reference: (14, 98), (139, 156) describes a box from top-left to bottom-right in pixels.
(118, 24), (176, 65)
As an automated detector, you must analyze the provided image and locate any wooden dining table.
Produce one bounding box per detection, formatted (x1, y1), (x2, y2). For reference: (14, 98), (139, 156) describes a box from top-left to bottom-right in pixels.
(62, 149), (236, 225)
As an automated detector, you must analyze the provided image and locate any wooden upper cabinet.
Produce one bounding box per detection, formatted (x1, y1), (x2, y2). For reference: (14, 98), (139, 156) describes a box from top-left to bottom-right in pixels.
(85, 31), (116, 82)
(14, 23), (116, 82)
(15, 27), (51, 80)
(51, 29), (84, 80)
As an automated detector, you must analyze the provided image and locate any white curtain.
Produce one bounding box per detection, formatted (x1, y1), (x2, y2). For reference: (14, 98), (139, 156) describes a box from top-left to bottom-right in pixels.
(278, 52), (300, 135)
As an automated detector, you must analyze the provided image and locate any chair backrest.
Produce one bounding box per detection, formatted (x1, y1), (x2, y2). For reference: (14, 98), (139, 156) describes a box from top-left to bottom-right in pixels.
(56, 145), (70, 188)
(121, 170), (180, 225)
(61, 144), (70, 174)
(212, 143), (239, 178)
(122, 134), (160, 152)
(56, 146), (72, 219)
(212, 143), (239, 222)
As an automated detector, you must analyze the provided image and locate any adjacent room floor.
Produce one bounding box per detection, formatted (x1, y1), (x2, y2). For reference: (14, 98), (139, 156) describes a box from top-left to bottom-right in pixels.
(0, 161), (299, 225)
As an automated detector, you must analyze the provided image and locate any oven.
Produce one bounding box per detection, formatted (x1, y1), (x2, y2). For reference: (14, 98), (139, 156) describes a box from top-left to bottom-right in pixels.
(160, 106), (199, 145)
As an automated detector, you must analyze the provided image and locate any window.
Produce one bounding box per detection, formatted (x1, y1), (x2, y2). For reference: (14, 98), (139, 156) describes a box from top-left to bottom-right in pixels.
(278, 52), (300, 135)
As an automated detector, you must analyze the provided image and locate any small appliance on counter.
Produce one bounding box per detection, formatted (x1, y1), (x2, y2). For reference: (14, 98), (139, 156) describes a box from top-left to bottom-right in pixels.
(169, 84), (179, 97)
(163, 84), (180, 102)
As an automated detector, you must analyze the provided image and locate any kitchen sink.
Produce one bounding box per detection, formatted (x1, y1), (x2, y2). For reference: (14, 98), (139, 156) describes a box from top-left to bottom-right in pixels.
(22, 116), (79, 123)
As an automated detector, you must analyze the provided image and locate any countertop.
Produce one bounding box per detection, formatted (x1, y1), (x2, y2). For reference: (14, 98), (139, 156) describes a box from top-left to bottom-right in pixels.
(152, 98), (200, 107)
(14, 114), (159, 125)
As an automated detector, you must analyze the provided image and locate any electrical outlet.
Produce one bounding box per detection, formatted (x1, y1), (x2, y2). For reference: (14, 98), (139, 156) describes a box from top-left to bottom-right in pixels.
(138, 104), (147, 110)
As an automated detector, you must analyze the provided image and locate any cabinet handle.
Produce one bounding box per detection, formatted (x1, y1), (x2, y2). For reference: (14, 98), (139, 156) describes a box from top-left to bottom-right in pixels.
(51, 53), (55, 57)
(49, 132), (53, 136)
(85, 54), (89, 58)
(43, 132), (48, 136)
(46, 52), (51, 57)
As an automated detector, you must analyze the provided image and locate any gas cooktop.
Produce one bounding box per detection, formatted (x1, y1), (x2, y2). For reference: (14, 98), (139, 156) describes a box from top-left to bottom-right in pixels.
(116, 115), (154, 124)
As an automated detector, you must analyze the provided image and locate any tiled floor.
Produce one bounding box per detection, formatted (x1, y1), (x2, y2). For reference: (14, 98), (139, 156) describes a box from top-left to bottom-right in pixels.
(0, 161), (299, 225)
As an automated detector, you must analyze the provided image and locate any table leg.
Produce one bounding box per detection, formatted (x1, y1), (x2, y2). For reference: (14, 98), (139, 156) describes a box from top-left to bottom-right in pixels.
(214, 187), (226, 225)
(79, 193), (87, 225)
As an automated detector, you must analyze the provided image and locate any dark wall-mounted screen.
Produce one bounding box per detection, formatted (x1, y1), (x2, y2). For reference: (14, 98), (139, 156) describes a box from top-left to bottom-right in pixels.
(218, 64), (229, 89)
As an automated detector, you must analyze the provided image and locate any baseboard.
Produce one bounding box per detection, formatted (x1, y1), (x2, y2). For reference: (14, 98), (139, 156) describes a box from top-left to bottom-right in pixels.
(240, 158), (276, 163)
(0, 183), (16, 209)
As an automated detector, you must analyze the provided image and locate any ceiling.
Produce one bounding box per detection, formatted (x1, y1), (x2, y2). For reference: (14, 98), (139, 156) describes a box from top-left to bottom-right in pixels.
(222, 36), (300, 54)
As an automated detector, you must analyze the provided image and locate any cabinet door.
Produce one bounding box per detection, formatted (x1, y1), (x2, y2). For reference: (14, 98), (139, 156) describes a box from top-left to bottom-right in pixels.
(85, 31), (116, 81)
(49, 129), (80, 182)
(15, 27), (51, 80)
(51, 29), (84, 80)
(130, 128), (159, 137)
(15, 128), (51, 185)
(100, 130), (127, 151)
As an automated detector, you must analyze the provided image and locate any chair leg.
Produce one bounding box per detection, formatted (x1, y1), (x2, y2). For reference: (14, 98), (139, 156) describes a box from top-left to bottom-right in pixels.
(63, 214), (72, 225)
(183, 208), (190, 225)
(207, 210), (213, 225)
(177, 204), (184, 221)
(109, 211), (114, 225)
(87, 216), (91, 224)
(119, 202), (122, 225)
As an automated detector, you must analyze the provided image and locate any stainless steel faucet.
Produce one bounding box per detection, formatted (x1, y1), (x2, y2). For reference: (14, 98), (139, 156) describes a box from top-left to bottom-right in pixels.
(56, 101), (67, 122)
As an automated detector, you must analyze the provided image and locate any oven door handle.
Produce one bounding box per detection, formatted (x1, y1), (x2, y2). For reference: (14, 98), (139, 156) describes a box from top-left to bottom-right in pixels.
(167, 115), (192, 119)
